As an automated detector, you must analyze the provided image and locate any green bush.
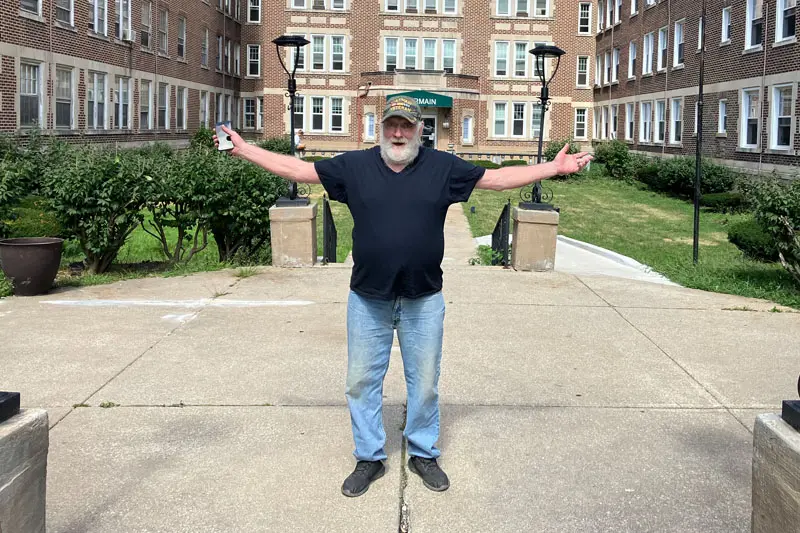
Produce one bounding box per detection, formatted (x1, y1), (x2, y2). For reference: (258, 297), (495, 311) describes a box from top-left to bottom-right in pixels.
(470, 160), (501, 169)
(543, 139), (580, 163)
(302, 155), (331, 162)
(727, 218), (779, 262)
(257, 136), (293, 155)
(6, 196), (62, 238)
(745, 177), (800, 284)
(700, 192), (746, 213)
(594, 140), (633, 181)
(640, 157), (738, 197)
(500, 159), (529, 167)
(0, 157), (27, 238)
(190, 126), (215, 149)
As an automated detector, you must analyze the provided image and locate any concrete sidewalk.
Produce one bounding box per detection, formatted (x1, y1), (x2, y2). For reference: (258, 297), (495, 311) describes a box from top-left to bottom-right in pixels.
(2, 260), (799, 532)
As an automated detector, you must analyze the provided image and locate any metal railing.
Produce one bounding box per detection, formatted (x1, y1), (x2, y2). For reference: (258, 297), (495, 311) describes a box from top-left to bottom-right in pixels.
(491, 200), (511, 267)
(322, 194), (338, 264)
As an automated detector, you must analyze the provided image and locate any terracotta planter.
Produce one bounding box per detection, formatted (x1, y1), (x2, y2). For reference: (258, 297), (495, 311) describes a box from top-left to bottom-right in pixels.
(0, 237), (64, 296)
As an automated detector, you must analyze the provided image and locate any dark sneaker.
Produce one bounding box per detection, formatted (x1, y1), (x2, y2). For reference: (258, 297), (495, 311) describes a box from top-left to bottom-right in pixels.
(341, 460), (386, 497)
(408, 456), (450, 492)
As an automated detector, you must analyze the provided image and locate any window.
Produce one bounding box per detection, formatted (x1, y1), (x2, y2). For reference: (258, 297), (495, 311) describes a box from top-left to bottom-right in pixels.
(55, 68), (72, 129)
(365, 112), (376, 139)
(87, 72), (106, 129)
(578, 3), (591, 33)
(655, 100), (666, 142)
(293, 0), (305, 7)
(332, 0), (344, 9)
(444, 0), (456, 14)
(115, 0), (131, 40)
(385, 38), (398, 71)
(718, 100), (727, 133)
(177, 17), (186, 58)
(514, 43), (527, 77)
(248, 44), (260, 76)
(605, 0), (612, 27)
(424, 39), (437, 70)
(201, 29), (209, 67)
(462, 116), (473, 143)
(55, 0), (73, 24)
(628, 41), (636, 78)
(593, 108), (600, 138)
(140, 80), (151, 130)
(425, 0), (436, 13)
(387, 0), (398, 11)
(235, 0), (241, 19)
(777, 0), (797, 41)
(657, 27), (668, 70)
(574, 108), (587, 139)
(311, 96), (324, 131)
(244, 98), (256, 128)
(602, 106), (609, 139)
(576, 56), (589, 87)
(404, 38), (417, 69)
(312, 35), (325, 70)
(531, 103), (543, 137)
(674, 20), (684, 66)
(114, 77), (130, 129)
(497, 0), (509, 16)
(515, 0), (528, 17)
(215, 93), (222, 122)
(772, 85), (793, 148)
(331, 36), (345, 71)
(597, 0), (604, 31)
(698, 17), (704, 50)
(512, 102), (526, 137)
(249, 0), (260, 21)
(234, 43), (240, 74)
(158, 82), (169, 129)
(443, 40), (455, 73)
(406, 0), (418, 13)
(141, 2), (151, 48)
(290, 34), (306, 71)
(595, 53), (601, 85)
(643, 32), (654, 74)
(670, 98), (682, 143)
(625, 103), (634, 140)
(741, 88), (760, 147)
(89, 0), (107, 34)
(604, 51), (610, 84)
(330, 97), (343, 132)
(158, 9), (168, 54)
(200, 91), (208, 127)
(533, 41), (547, 78)
(20, 63), (41, 128)
(722, 7), (732, 42)
(640, 101), (652, 142)
(611, 104), (618, 138)
(217, 36), (223, 70)
(614, 0), (621, 23)
(747, 0), (764, 48)
(494, 42), (508, 76)
(612, 48), (619, 81)
(294, 95), (305, 130)
(534, 0), (548, 17)
(20, 0), (40, 15)
(176, 87), (186, 129)
(494, 102), (507, 136)
(631, 0), (637, 15)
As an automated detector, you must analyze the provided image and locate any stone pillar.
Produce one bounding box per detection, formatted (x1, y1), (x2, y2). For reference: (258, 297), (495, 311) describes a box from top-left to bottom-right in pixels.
(511, 207), (559, 272)
(269, 203), (318, 267)
(752, 413), (800, 533)
(0, 409), (49, 533)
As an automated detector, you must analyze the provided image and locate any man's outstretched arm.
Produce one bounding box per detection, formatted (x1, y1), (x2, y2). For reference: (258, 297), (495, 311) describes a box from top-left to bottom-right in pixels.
(214, 125), (321, 184)
(476, 144), (593, 191)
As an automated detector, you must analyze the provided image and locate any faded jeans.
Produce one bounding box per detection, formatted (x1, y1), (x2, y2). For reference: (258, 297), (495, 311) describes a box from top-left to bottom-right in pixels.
(346, 290), (445, 462)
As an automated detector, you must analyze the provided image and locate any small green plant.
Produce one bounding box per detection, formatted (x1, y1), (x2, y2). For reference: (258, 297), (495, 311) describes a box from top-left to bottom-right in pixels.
(99, 401), (119, 408)
(544, 138), (581, 163)
(190, 126), (215, 149)
(470, 159), (501, 169)
(257, 136), (292, 155)
(769, 306), (784, 313)
(700, 192), (746, 213)
(500, 159), (529, 167)
(594, 140), (633, 181)
(235, 266), (258, 278)
(0, 275), (12, 298)
(72, 403), (90, 408)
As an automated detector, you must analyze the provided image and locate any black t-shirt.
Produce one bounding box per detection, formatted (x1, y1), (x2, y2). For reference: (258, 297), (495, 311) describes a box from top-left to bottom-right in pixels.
(314, 146), (485, 300)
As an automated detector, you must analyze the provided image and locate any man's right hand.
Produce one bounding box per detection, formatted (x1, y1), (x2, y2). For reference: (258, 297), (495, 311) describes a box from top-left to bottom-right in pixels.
(213, 125), (246, 156)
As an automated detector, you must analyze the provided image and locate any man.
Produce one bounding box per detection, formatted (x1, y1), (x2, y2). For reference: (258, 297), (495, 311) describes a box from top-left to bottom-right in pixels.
(215, 96), (592, 498)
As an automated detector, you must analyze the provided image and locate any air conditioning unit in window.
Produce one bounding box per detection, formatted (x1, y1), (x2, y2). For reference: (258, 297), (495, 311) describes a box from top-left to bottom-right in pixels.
(535, 7), (547, 16)
(123, 30), (137, 42)
(312, 0), (325, 9)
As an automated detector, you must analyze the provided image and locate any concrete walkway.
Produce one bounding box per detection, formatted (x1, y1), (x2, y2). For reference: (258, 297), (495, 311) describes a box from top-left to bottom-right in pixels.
(1, 207), (799, 532)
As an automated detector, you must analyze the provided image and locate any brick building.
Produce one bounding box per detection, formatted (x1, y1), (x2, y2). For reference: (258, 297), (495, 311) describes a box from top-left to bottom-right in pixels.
(1, 0), (599, 156)
(593, 0), (799, 176)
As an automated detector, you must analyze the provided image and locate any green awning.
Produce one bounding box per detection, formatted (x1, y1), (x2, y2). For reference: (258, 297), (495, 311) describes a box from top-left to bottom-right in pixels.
(387, 90), (453, 108)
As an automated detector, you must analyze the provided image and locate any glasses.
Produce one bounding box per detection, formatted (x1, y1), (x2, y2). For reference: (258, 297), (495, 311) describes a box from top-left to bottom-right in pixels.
(383, 120), (417, 133)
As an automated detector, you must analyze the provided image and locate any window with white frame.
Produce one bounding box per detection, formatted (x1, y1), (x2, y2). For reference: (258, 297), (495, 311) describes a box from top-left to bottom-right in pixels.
(201, 29), (209, 67)
(614, 0), (621, 23)
(533, 41), (547, 78)
(87, 72), (106, 129)
(244, 98), (256, 128)
(141, 2), (151, 48)
(746, 0), (764, 48)
(640, 101), (652, 142)
(698, 16), (704, 50)
(593, 108), (600, 138)
(494, 102), (507, 136)
(606, 0), (612, 27)
(365, 112), (376, 140)
(462, 115), (473, 143)
(293, 0), (305, 7)
(330, 97), (344, 132)
(215, 93), (222, 122)
(114, 76), (130, 129)
(722, 7), (732, 42)
(601, 106), (609, 139)
(674, 20), (685, 66)
(89, 0), (107, 34)
(495, 42), (509, 76)
(248, 44), (260, 76)
(657, 27), (668, 70)
(332, 0), (344, 9)
(626, 103), (634, 140)
(294, 95), (305, 130)
(443, 40), (455, 73)
(331, 36), (345, 71)
(20, 0), (41, 15)
(406, 0), (419, 13)
(603, 51), (610, 84)
(645, 0), (655, 6)
(157, 82), (169, 129)
(576, 56), (589, 87)
(628, 41), (636, 78)
(177, 17), (186, 58)
(115, 0), (131, 40)
(597, 0), (604, 31)
(514, 42), (527, 77)
(234, 43), (240, 75)
(574, 108), (587, 139)
(512, 102), (526, 137)
(386, 0), (398, 11)
(424, 0), (436, 13)
(531, 103), (543, 137)
(55, 0), (73, 24)
(693, 101), (699, 133)
(312, 35), (325, 70)
(631, 0), (637, 15)
(741, 88), (760, 147)
(771, 85), (793, 148)
(225, 39), (231, 71)
(385, 38), (398, 71)
(404, 38), (418, 69)
(534, 0), (548, 16)
(311, 96), (324, 131)
(424, 39), (437, 70)
(670, 98), (682, 143)
(248, 0), (260, 21)
(257, 97), (263, 129)
(718, 99), (727, 133)
(217, 36), (223, 70)
(444, 0), (456, 14)
(140, 80), (151, 130)
(158, 9), (168, 54)
(20, 63), (41, 128)
(289, 35), (305, 71)
(175, 86), (187, 129)
(55, 67), (72, 129)
(200, 90), (208, 127)
(612, 48), (619, 81)
(611, 104), (618, 138)
(578, 3), (591, 34)
(595, 54), (601, 85)
(643, 32), (654, 74)
(235, 0), (241, 19)
(777, 0), (796, 41)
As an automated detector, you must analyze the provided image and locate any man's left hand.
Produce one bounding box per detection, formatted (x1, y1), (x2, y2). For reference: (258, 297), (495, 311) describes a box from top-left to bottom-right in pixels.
(553, 144), (593, 175)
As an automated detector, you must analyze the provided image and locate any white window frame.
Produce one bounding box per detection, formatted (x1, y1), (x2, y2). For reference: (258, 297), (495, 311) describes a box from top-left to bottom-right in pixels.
(234, 43), (241, 75)
(643, 32), (653, 74)
(423, 39), (438, 70)
(603, 51), (610, 85)
(20, 0), (42, 15)
(694, 101), (699, 134)
(177, 16), (186, 59)
(294, 94), (306, 131)
(292, 0), (306, 7)
(494, 41), (509, 77)
(365, 112), (376, 140)
(141, 2), (152, 49)
(746, 0), (764, 49)
(698, 16), (704, 50)
(19, 62), (42, 128)
(424, 0), (436, 13)
(87, 71), (107, 130)
(331, 0), (345, 10)
(493, 102), (508, 137)
(530, 102), (543, 138)
(385, 37), (398, 71)
(578, 2), (591, 34)
(574, 108), (587, 139)
(248, 0), (260, 22)
(200, 90), (209, 128)
(511, 102), (526, 138)
(247, 44), (261, 77)
(244, 97), (257, 128)
(497, 0), (510, 16)
(722, 6), (732, 43)
(776, 0), (797, 42)
(55, 0), (74, 25)
(640, 101), (652, 142)
(386, 0), (399, 11)
(533, 0), (548, 17)
(740, 88), (761, 148)
(597, 0), (604, 31)
(625, 103), (634, 140)
(462, 115), (473, 144)
(718, 99), (727, 134)
(770, 84), (794, 149)
(513, 42), (528, 77)
(576, 56), (589, 87)
(614, 0), (621, 24)
(176, 86), (187, 130)
(157, 82), (169, 130)
(601, 106), (609, 139)
(114, 76), (131, 130)
(310, 96), (325, 133)
(442, 39), (455, 73)
(115, 0), (132, 40)
(628, 41), (636, 78)
(657, 26), (668, 71)
(404, 38), (418, 70)
(612, 48), (619, 82)
(330, 36), (345, 72)
(405, 0), (419, 13)
(611, 104), (618, 139)
(89, 0), (107, 35)
(140, 79), (152, 130)
(289, 33), (306, 71)
(670, 98), (683, 144)
(330, 96), (344, 133)
(674, 20), (685, 67)
(54, 67), (73, 129)
(443, 0), (456, 15)
(311, 35), (325, 71)
(630, 0), (637, 16)
(595, 54), (601, 85)
(158, 9), (168, 54)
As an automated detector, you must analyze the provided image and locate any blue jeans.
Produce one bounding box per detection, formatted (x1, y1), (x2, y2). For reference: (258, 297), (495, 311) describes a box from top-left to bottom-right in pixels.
(346, 290), (445, 462)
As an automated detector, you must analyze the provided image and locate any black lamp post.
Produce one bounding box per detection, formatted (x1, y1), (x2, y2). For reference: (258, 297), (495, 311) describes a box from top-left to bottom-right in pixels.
(273, 34), (310, 207)
(520, 44), (565, 211)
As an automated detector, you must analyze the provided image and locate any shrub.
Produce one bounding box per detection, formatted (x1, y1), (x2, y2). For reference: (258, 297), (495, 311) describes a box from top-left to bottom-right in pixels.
(470, 160), (501, 169)
(190, 126), (215, 149)
(0, 157), (26, 238)
(594, 140), (633, 181)
(6, 196), (62, 238)
(302, 155), (331, 162)
(257, 136), (293, 155)
(543, 139), (580, 162)
(639, 156), (738, 197)
(727, 218), (779, 262)
(745, 177), (800, 284)
(700, 192), (745, 213)
(500, 159), (529, 167)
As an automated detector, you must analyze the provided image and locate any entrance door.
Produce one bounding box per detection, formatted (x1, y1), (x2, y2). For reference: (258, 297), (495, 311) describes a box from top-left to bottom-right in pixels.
(421, 116), (436, 148)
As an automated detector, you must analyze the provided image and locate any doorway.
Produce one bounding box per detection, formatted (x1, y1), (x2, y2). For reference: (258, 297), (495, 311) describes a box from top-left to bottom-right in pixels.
(421, 116), (437, 148)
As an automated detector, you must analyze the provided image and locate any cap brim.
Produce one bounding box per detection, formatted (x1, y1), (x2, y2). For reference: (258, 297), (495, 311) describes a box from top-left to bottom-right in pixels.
(381, 111), (419, 124)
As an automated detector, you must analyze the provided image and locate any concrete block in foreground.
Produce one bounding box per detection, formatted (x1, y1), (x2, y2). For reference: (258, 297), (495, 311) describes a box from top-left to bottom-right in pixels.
(752, 413), (800, 533)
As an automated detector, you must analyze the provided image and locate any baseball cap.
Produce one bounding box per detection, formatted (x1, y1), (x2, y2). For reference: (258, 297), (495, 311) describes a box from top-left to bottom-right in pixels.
(382, 96), (422, 124)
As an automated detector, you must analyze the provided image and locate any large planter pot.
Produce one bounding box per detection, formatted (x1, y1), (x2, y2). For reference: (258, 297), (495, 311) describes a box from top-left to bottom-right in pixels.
(0, 237), (64, 296)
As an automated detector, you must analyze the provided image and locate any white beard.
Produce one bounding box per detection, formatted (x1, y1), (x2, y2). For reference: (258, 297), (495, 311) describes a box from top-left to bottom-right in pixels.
(379, 133), (422, 167)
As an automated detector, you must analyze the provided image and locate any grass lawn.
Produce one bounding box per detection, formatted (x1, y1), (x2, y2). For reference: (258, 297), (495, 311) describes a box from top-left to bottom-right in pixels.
(463, 177), (800, 309)
(309, 184), (354, 263)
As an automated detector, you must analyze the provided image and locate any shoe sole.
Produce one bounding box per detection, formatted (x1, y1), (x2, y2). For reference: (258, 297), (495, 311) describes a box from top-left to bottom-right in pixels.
(341, 467), (385, 498)
(408, 459), (450, 492)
